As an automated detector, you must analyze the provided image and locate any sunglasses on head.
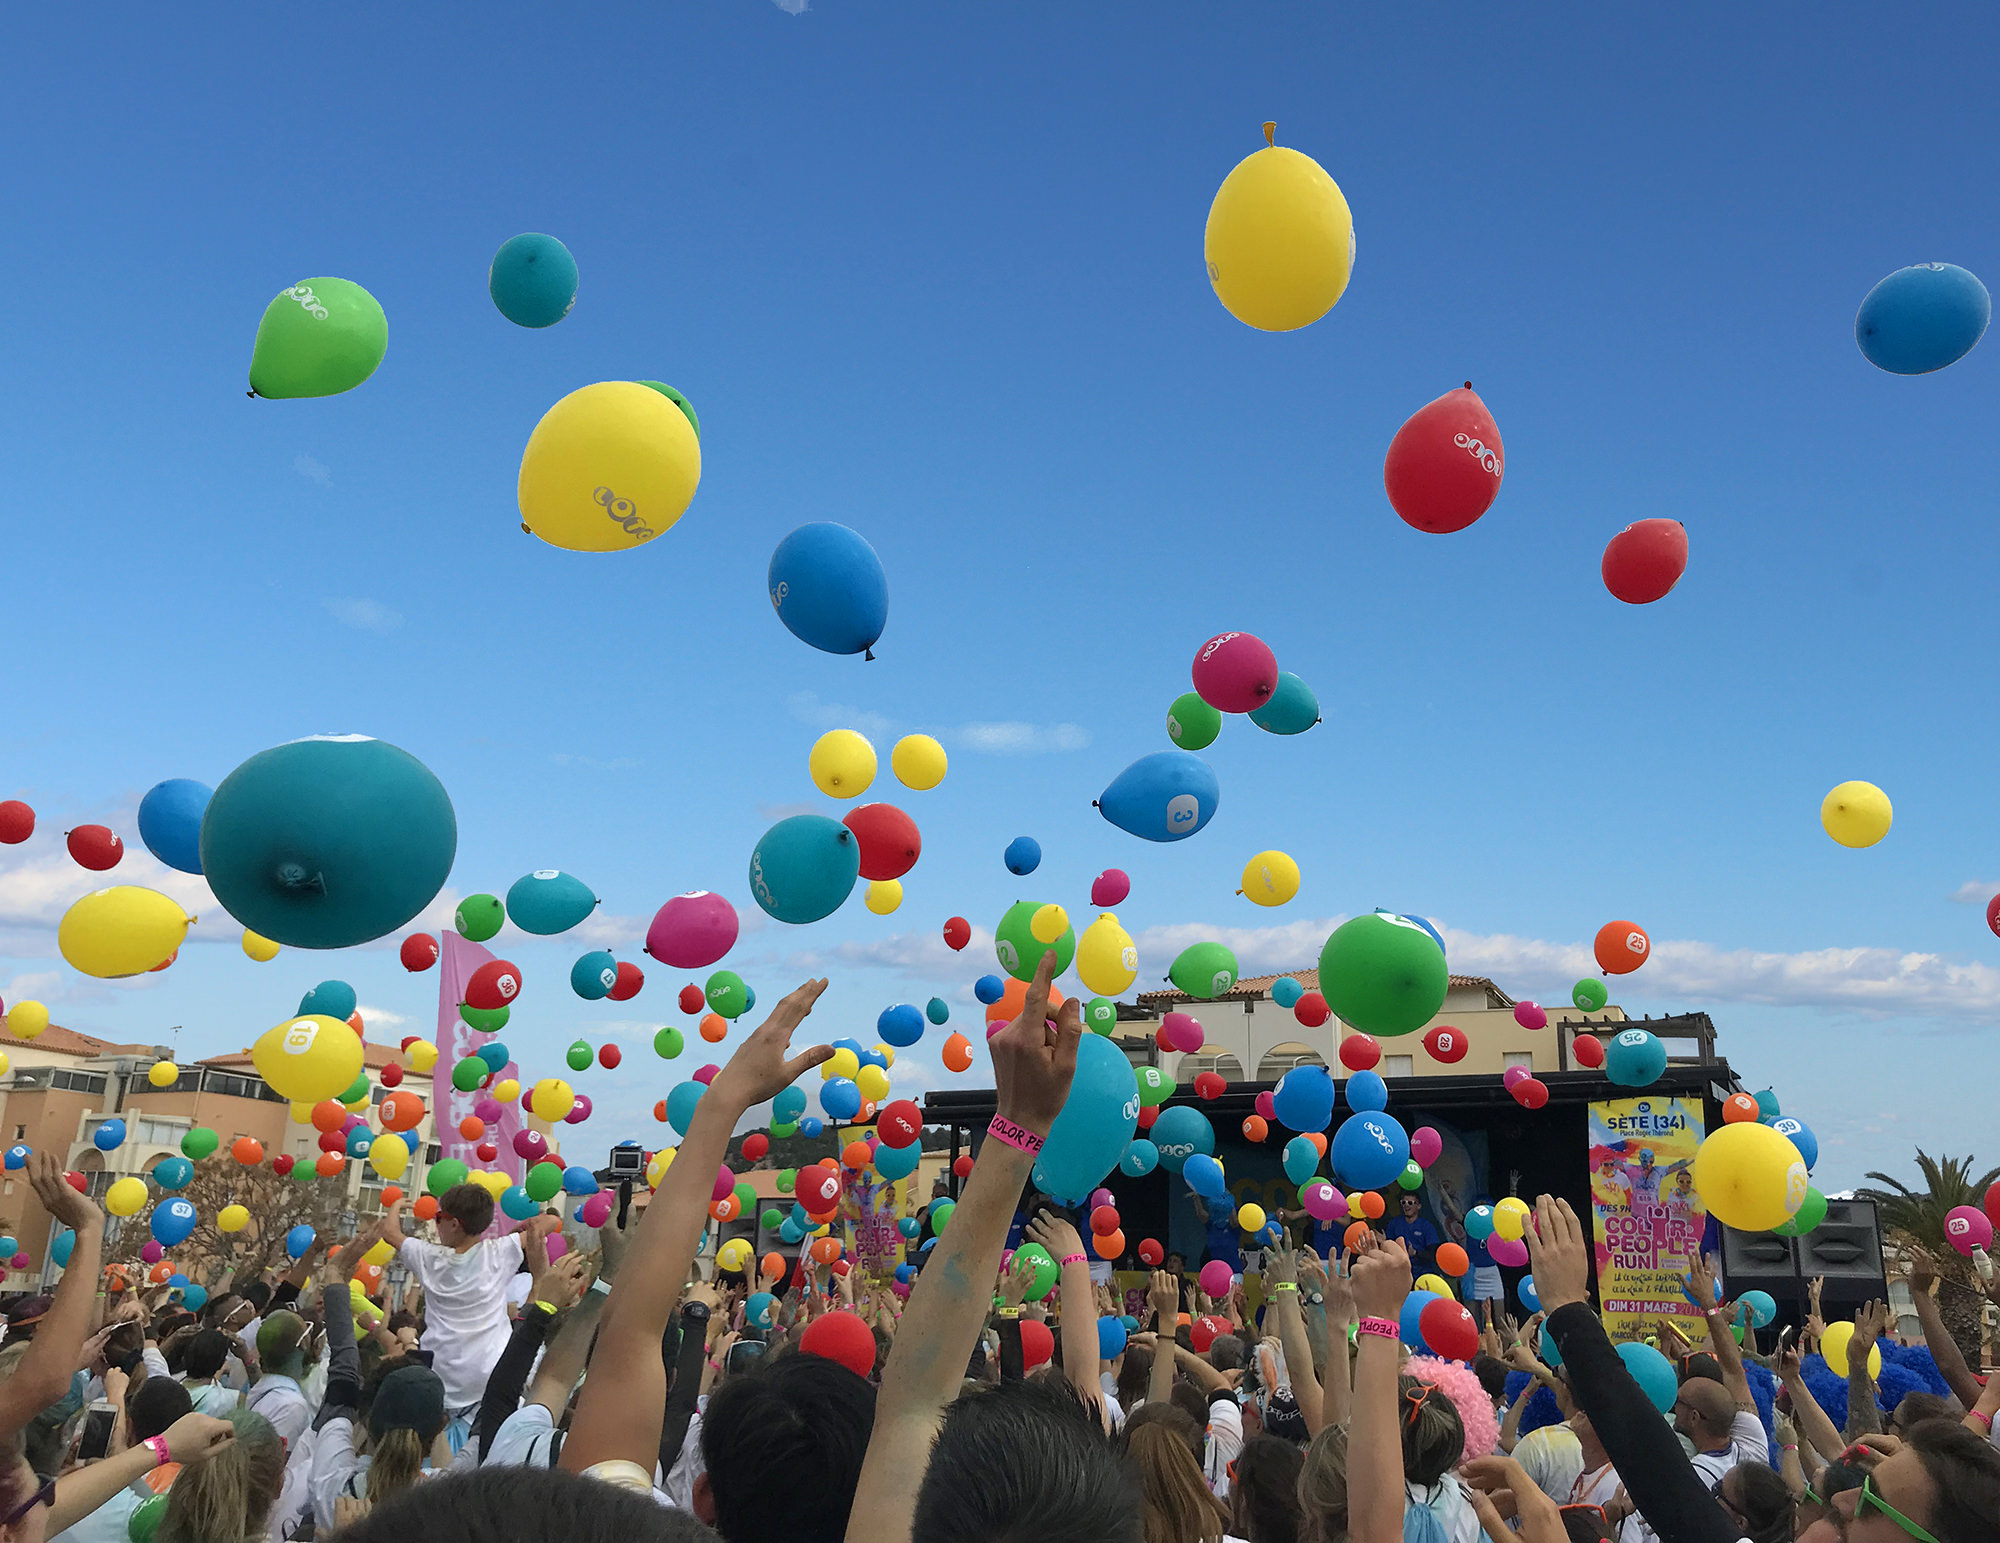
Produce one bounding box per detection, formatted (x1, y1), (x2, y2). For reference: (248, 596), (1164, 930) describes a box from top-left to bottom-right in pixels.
(1855, 1474), (1941, 1543)
(2, 1475), (56, 1528)
(1401, 1382), (1437, 1428)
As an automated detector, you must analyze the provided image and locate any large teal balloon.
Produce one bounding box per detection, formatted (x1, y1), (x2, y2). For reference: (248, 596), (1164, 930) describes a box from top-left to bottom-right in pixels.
(1149, 1105), (1215, 1173)
(874, 1140), (922, 1181)
(201, 736), (455, 949)
(666, 1080), (705, 1135)
(994, 900), (1075, 983)
(506, 871), (598, 935)
(248, 278), (387, 398)
(1248, 672), (1320, 736)
(748, 816), (860, 924)
(1166, 692), (1221, 751)
(1031, 1032), (1140, 1202)
(1097, 752), (1219, 843)
(298, 980), (357, 1021)
(489, 234), (579, 328)
(1317, 912), (1447, 1036)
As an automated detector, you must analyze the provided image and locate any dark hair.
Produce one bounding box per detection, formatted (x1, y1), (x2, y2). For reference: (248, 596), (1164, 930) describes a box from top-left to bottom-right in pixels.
(1892, 1391), (1953, 1432)
(131, 1377), (194, 1441)
(1208, 1334), (1246, 1372)
(1717, 1462), (1789, 1543)
(321, 1463), (718, 1542)
(1675, 1350), (1722, 1386)
(1400, 1375), (1464, 1489)
(1124, 1416), (1229, 1543)
(1904, 1416), (2000, 1542)
(201, 1293), (242, 1327)
(238, 1282), (271, 1312)
(184, 1328), (233, 1381)
(1168, 1380), (1209, 1429)
(1471, 1355), (1509, 1403)
(438, 1182), (496, 1236)
(105, 1320), (145, 1366)
(913, 1378), (1141, 1543)
(1122, 1400), (1204, 1465)
(1116, 1343), (1154, 1413)
(700, 1350), (875, 1543)
(1229, 1434), (1303, 1543)
(386, 1311), (418, 1335)
(1558, 1505), (1617, 1543)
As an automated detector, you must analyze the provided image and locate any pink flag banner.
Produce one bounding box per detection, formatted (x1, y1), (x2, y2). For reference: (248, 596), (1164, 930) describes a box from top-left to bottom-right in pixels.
(437, 930), (528, 1210)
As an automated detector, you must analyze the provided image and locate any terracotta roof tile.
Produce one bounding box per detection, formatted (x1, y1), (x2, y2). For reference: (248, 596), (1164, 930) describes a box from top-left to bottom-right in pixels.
(1135, 970), (1514, 1009)
(11, 1024), (126, 1057)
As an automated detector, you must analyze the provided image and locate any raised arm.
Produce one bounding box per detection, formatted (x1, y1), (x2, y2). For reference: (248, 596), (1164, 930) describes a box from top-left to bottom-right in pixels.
(1264, 1241), (1323, 1435)
(1776, 1335), (1847, 1465)
(0, 1155), (104, 1441)
(1904, 1247), (1987, 1410)
(1025, 1212), (1102, 1423)
(1843, 1299), (1889, 1439)
(1684, 1252), (1755, 1413)
(1146, 1269), (1180, 1407)
(1346, 1232), (1413, 1543)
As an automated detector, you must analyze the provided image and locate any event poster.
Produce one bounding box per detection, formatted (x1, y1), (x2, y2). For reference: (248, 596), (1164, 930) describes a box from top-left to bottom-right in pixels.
(838, 1125), (911, 1274)
(1587, 1096), (1709, 1340)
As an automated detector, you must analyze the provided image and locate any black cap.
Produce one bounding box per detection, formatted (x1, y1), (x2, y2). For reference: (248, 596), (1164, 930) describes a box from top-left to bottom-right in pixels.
(368, 1365), (445, 1438)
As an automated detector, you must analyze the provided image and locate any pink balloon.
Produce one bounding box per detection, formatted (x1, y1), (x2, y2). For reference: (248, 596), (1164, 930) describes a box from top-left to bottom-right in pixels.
(1302, 1180), (1347, 1222)
(1502, 1065), (1532, 1090)
(1254, 1091), (1276, 1120)
(646, 891), (740, 970)
(711, 1165), (737, 1203)
(579, 1192), (613, 1227)
(1161, 1012), (1205, 1054)
(512, 1129), (549, 1160)
(1945, 1205), (1994, 1257)
(1089, 1188), (1115, 1210)
(1191, 631), (1280, 713)
(8, 1253), (26, 1271)
(1513, 1001), (1548, 1031)
(544, 1233), (569, 1262)
(565, 1094), (593, 1125)
(1198, 1259), (1234, 1298)
(141, 1240), (164, 1264)
(474, 1096), (503, 1123)
(1090, 869), (1131, 907)
(1410, 1127), (1443, 1168)
(1488, 1235), (1530, 1268)
(693, 1064), (719, 1084)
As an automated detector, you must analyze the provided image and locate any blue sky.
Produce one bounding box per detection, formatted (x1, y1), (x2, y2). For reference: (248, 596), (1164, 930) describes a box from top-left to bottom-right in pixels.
(1, 4), (1996, 1194)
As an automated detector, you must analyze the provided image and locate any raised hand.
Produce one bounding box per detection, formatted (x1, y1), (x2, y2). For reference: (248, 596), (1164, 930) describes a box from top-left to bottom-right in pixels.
(999, 1254), (1034, 1310)
(1851, 1298), (1892, 1354)
(988, 951), (1081, 1136)
(29, 1152), (100, 1233)
(1024, 1211), (1084, 1264)
(1906, 1245), (1939, 1296)
(1148, 1267), (1180, 1330)
(707, 979), (833, 1113)
(1524, 1196), (1590, 1312)
(533, 1253), (593, 1314)
(1348, 1232), (1412, 1321)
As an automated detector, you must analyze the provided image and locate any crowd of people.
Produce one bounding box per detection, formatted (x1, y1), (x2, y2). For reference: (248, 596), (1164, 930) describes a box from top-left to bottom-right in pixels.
(0, 955), (1995, 1543)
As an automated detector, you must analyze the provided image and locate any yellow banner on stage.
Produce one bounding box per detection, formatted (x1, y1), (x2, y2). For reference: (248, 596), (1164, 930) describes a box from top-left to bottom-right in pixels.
(1587, 1096), (1709, 1342)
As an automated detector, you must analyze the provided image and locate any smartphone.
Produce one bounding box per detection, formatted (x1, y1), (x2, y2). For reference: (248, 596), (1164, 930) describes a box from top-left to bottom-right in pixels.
(78, 1400), (116, 1461)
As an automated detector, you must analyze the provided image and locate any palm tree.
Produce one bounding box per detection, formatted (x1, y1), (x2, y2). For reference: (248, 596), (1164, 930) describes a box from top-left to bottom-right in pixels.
(1857, 1150), (1997, 1364)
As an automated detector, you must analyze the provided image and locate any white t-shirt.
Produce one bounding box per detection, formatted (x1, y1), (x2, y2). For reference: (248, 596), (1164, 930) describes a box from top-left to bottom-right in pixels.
(1204, 1396), (1243, 1499)
(399, 1232), (525, 1409)
(183, 1379), (241, 1416)
(486, 1403), (560, 1469)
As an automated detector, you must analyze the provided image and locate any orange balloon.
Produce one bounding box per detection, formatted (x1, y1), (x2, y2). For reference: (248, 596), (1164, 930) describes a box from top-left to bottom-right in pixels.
(311, 1100), (346, 1133)
(1093, 1228), (1125, 1260)
(459, 1116), (486, 1140)
(357, 1263), (384, 1290)
(149, 1262), (175, 1284)
(818, 1157), (841, 1170)
(841, 1141), (872, 1169)
(380, 1185), (403, 1207)
(761, 1252), (786, 1280)
(414, 1195), (439, 1221)
(1305, 1132), (1328, 1158)
(809, 1237), (842, 1264)
(857, 1100), (877, 1123)
(380, 1090), (426, 1132)
(942, 1032), (973, 1073)
(315, 1152), (345, 1177)
(1241, 1115), (1268, 1143)
(1721, 1092), (1762, 1124)
(1593, 920), (1650, 975)
(231, 1137), (264, 1166)
(347, 1010), (365, 1033)
(1357, 1191), (1385, 1220)
(700, 1013), (728, 1043)
(984, 975), (1066, 1023)
(1344, 1220), (1373, 1252)
(711, 1195), (742, 1222)
(653, 1100), (670, 1121)
(1176, 1312), (1191, 1328)
(1436, 1242), (1469, 1276)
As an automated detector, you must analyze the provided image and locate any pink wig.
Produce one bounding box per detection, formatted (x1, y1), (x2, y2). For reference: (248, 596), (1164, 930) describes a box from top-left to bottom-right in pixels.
(1405, 1353), (1500, 1468)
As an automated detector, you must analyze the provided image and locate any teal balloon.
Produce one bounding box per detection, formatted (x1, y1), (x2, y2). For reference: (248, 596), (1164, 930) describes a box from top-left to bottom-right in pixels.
(1030, 1032), (1139, 1202)
(666, 1081), (705, 1135)
(137, 779), (211, 875)
(1096, 751), (1219, 843)
(1617, 1341), (1679, 1413)
(1754, 1089), (1782, 1121)
(748, 816), (860, 924)
(298, 980), (357, 1021)
(477, 1041), (512, 1073)
(994, 899), (1075, 982)
(745, 1291), (777, 1331)
(489, 233), (578, 328)
(1149, 1105), (1215, 1173)
(1281, 1135), (1320, 1185)
(51, 1231), (74, 1267)
(1606, 1029), (1667, 1088)
(1271, 976), (1304, 1009)
(506, 870), (598, 935)
(1248, 672), (1319, 735)
(773, 1085), (807, 1123)
(501, 1186), (539, 1221)
(1740, 1290), (1777, 1329)
(1166, 692), (1221, 751)
(200, 736), (455, 949)
(1169, 941), (1237, 998)
(571, 951), (617, 1000)
(1571, 978), (1609, 1012)
(925, 997), (950, 1025)
(875, 1140), (921, 1180)
(152, 1156), (193, 1190)
(180, 1285), (208, 1313)
(1120, 1139), (1159, 1176)
(345, 1129), (373, 1159)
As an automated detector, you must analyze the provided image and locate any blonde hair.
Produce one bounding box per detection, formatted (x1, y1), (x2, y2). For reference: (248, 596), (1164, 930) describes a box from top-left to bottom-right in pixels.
(365, 1426), (427, 1507)
(158, 1408), (285, 1543)
(1296, 1423), (1349, 1543)
(1123, 1419), (1230, 1543)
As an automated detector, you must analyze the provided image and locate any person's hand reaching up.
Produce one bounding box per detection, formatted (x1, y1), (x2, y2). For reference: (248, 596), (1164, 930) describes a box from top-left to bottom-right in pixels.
(1524, 1196), (1590, 1312)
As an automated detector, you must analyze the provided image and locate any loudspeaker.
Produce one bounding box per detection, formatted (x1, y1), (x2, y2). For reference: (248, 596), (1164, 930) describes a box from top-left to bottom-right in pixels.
(1720, 1198), (1886, 1316)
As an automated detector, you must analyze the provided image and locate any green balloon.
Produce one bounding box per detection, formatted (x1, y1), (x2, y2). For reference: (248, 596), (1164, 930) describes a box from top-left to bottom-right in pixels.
(654, 1026), (685, 1060)
(1169, 941), (1239, 999)
(993, 900), (1075, 983)
(1084, 997), (1119, 1036)
(776, 1168), (798, 1194)
(1167, 692), (1222, 751)
(637, 381), (701, 442)
(524, 1163), (563, 1202)
(339, 1072), (372, 1104)
(1012, 1241), (1059, 1300)
(455, 893), (505, 942)
(1397, 1161), (1424, 1191)
(295, 1159), (320, 1183)
(1571, 978), (1609, 1012)
(1135, 1065), (1177, 1107)
(180, 1127), (219, 1161)
(566, 1039), (593, 1072)
(129, 1492), (168, 1543)
(733, 1181), (756, 1209)
(1317, 912), (1448, 1036)
(248, 277), (387, 399)
(1773, 1185), (1827, 1237)
(426, 1158), (470, 1197)
(760, 1207), (785, 1231)
(706, 970), (749, 1019)
(451, 1057), (488, 1093)
(460, 1004), (510, 1033)
(930, 1198), (956, 1236)
(769, 1120), (798, 1139)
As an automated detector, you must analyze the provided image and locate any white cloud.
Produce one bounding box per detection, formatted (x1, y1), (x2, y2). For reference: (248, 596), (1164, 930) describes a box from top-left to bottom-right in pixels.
(786, 692), (897, 742)
(294, 454), (331, 486)
(355, 1004), (409, 1033)
(775, 923), (995, 981)
(950, 722), (1091, 754)
(756, 801), (821, 821)
(322, 598), (402, 634)
(1949, 881), (1997, 905)
(771, 0), (808, 12)
(1134, 916), (1352, 982)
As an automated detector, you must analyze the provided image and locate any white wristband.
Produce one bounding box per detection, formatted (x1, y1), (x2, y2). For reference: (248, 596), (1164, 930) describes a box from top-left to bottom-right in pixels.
(589, 1278), (612, 1296)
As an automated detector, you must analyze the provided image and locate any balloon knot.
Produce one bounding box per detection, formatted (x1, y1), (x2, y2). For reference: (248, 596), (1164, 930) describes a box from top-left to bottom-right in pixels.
(1464, 381), (1473, 390)
(864, 649), (875, 662)
(1262, 121), (1276, 146)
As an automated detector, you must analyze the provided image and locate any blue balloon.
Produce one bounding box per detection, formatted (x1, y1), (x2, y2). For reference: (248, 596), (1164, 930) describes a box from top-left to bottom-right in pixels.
(501, 1186), (539, 1221)
(297, 980), (358, 1022)
(507, 870), (598, 935)
(1248, 672), (1320, 735)
(1149, 1106), (1216, 1174)
(875, 1140), (922, 1180)
(1606, 1028), (1667, 1088)
(1331, 1112), (1411, 1190)
(1282, 1135), (1321, 1186)
(768, 522), (889, 657)
(151, 1198), (198, 1247)
(1740, 1289), (1777, 1329)
(1032, 1033), (1139, 1202)
(167, 1274), (188, 1289)
(1617, 1340), (1679, 1413)
(779, 1217), (805, 1244)
(666, 1081), (705, 1135)
(895, 1262), (916, 1284)
(1856, 263), (1990, 374)
(571, 951), (618, 1000)
(478, 1041), (512, 1073)
(93, 1119), (126, 1152)
(744, 1291), (777, 1331)
(925, 997), (950, 1025)
(1272, 1064), (1335, 1132)
(877, 1004), (926, 1048)
(51, 1231), (75, 1267)
(2, 1146), (26, 1170)
(285, 1224), (316, 1260)
(200, 736), (456, 950)
(974, 975), (1006, 1005)
(489, 233), (579, 328)
(1098, 1318), (1129, 1359)
(137, 779), (212, 874)
(833, 1036), (866, 1061)
(1771, 1117), (1818, 1173)
(152, 1156), (193, 1190)
(773, 1086), (808, 1124)
(345, 1129), (373, 1159)
(1518, 1274), (1541, 1313)
(1096, 751), (1220, 843)
(180, 1284), (208, 1312)
(820, 1077), (862, 1122)
(1344, 1070), (1388, 1113)
(800, 1116), (824, 1139)
(1004, 836), (1042, 876)
(1182, 1153), (1229, 1201)
(1120, 1139), (1160, 1177)
(1400, 1289), (1442, 1352)
(1270, 976), (1305, 1009)
(748, 816), (861, 924)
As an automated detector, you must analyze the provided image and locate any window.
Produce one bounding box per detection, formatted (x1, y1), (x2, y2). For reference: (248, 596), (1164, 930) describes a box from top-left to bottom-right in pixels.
(201, 1070), (286, 1103)
(1504, 1052), (1534, 1072)
(132, 1117), (189, 1146)
(425, 1144), (442, 1164)
(1257, 1044), (1327, 1079)
(1179, 1054), (1246, 1082)
(10, 1127), (21, 1142)
(1382, 1055), (1414, 1078)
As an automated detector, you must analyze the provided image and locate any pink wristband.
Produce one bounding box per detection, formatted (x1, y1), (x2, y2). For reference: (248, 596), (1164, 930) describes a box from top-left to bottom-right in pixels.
(1060, 1253), (1087, 1267)
(1356, 1316), (1400, 1342)
(986, 1115), (1045, 1156)
(144, 1435), (171, 1466)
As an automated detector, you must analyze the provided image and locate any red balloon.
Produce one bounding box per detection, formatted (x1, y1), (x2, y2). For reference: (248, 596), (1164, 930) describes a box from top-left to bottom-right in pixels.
(1192, 631), (1279, 714)
(66, 825), (123, 870)
(1602, 519), (1688, 605)
(952, 1155), (973, 1178)
(380, 1062), (404, 1088)
(1338, 1033), (1381, 1072)
(64, 1170), (88, 1193)
(1194, 1071), (1226, 1100)
(607, 961), (644, 1001)
(1418, 1296), (1481, 1361)
(740, 1133), (769, 1161)
(678, 983), (706, 1015)
(800, 1311), (877, 1378)
(1510, 1076), (1550, 1110)
(1090, 1204), (1121, 1236)
(1135, 1104), (1159, 1130)
(942, 916), (971, 951)
(877, 1099), (922, 1148)
(1293, 991), (1330, 1028)
(465, 960), (523, 1010)
(1137, 1237), (1164, 1267)
(1571, 1034), (1607, 1070)
(399, 934), (439, 972)
(272, 1154), (295, 1177)
(1018, 1319), (1055, 1369)
(1384, 384), (1504, 534)
(317, 1130), (346, 1154)
(598, 1043), (623, 1069)
(799, 1166), (842, 1211)
(0, 801), (34, 844)
(842, 803), (922, 882)
(1594, 921), (1650, 976)
(1422, 1024), (1468, 1064)
(476, 1141), (499, 1163)
(1189, 1314), (1228, 1354)
(1984, 1180), (2000, 1232)
(1986, 893), (2000, 940)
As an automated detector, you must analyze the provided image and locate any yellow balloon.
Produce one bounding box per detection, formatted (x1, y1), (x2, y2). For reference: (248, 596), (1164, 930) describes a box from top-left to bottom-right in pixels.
(105, 1177), (148, 1217)
(368, 1139), (409, 1181)
(809, 729), (876, 798)
(1821, 780), (1892, 849)
(647, 1147), (677, 1188)
(517, 381), (701, 552)
(1205, 127), (1355, 332)
(823, 1048), (861, 1082)
(1819, 1320), (1883, 1381)
(406, 1040), (439, 1074)
(865, 879), (903, 915)
(290, 1100), (315, 1124)
(363, 1239), (395, 1268)
(473, 1169), (510, 1199)
(891, 734), (948, 791)
(1236, 1202), (1266, 1233)
(532, 1077), (576, 1124)
(492, 1078), (520, 1105)
(58, 887), (191, 978)
(1416, 1273), (1455, 1299)
(1077, 913), (1139, 997)
(7, 1001), (49, 1040)
(1239, 850), (1301, 908)
(0, 1051), (10, 1078)
(856, 1064), (890, 1103)
(1495, 1196), (1531, 1219)
(217, 1204), (250, 1233)
(252, 1015), (365, 1103)
(1690, 1122), (1808, 1232)
(1492, 1206), (1526, 1241)
(1030, 904), (1070, 945)
(148, 1060), (179, 1088)
(242, 929), (280, 962)
(717, 1238), (754, 1272)
(871, 1043), (896, 1069)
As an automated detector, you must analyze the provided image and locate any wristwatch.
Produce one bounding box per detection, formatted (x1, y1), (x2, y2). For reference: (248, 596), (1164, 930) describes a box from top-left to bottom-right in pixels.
(1306, 1291), (1325, 1306)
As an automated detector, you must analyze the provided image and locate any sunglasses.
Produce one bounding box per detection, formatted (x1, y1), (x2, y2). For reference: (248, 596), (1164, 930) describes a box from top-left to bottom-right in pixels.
(1855, 1474), (1941, 1543)
(1402, 1382), (1437, 1428)
(2, 1475), (56, 1528)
